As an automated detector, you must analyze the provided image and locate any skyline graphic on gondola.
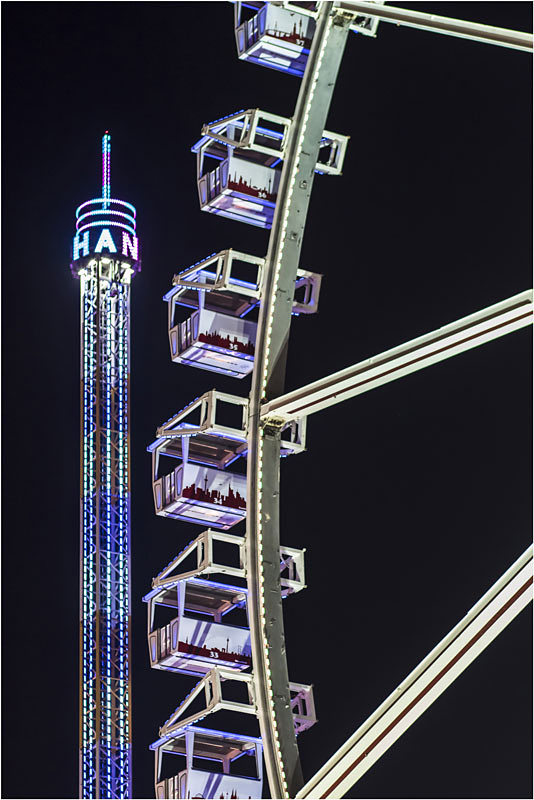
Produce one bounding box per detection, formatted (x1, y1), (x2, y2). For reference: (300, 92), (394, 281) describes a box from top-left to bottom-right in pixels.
(267, 19), (312, 49)
(183, 476), (246, 510)
(228, 171), (277, 204)
(177, 636), (252, 666)
(199, 331), (255, 355)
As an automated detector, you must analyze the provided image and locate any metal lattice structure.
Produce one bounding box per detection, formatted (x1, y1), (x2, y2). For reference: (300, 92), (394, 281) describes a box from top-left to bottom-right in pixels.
(72, 134), (140, 799)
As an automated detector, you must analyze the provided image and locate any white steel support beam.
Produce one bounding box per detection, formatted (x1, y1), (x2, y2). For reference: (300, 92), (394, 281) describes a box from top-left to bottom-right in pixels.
(261, 290), (533, 424)
(297, 546), (533, 799)
(333, 1), (533, 52)
(246, 4), (354, 798)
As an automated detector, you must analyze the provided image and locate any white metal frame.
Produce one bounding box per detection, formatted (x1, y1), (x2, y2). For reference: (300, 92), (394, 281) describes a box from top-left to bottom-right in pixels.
(156, 391), (248, 440)
(145, 528), (306, 608)
(194, 108), (349, 177)
(166, 249), (322, 315)
(158, 667), (316, 737)
(149, 390), (307, 476)
(144, 529), (307, 660)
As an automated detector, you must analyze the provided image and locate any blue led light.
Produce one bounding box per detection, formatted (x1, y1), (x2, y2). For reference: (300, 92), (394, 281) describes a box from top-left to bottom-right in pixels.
(77, 208), (136, 228)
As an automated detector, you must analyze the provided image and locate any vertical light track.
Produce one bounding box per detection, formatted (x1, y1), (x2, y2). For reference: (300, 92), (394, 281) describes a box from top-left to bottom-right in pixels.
(81, 269), (99, 795)
(102, 134), (111, 209)
(80, 262), (133, 797)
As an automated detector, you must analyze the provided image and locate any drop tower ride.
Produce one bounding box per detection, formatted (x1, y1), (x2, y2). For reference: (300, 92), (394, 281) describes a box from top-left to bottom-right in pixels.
(71, 134), (140, 799)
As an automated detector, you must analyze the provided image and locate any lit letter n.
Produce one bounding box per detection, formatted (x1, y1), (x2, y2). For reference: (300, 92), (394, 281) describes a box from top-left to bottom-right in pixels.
(122, 232), (138, 261)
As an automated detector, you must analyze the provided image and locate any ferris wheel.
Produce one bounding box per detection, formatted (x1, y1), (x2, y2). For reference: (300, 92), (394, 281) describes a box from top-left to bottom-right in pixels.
(145, 4), (533, 799)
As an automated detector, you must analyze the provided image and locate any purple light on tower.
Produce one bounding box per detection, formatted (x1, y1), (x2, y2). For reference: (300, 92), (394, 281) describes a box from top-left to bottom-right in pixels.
(72, 134), (140, 799)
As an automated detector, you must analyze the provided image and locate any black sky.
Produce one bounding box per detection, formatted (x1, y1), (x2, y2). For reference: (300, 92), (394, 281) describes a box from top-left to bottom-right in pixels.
(1, 2), (532, 799)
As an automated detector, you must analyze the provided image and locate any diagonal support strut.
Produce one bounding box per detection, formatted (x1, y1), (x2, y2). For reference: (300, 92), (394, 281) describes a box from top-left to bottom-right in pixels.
(332, 1), (533, 52)
(261, 290), (533, 424)
(297, 545), (533, 799)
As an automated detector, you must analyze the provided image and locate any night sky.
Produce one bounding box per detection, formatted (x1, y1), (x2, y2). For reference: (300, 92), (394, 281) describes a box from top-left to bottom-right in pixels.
(2, 2), (532, 799)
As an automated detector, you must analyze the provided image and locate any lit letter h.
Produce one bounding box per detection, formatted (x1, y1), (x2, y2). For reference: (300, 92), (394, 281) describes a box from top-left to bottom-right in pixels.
(73, 230), (90, 261)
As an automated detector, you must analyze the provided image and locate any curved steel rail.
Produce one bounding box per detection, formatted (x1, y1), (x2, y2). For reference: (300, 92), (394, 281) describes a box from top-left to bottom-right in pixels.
(245, 4), (352, 797)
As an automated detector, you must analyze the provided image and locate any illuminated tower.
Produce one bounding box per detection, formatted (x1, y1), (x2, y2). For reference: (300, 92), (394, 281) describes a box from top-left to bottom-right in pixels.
(71, 133), (140, 799)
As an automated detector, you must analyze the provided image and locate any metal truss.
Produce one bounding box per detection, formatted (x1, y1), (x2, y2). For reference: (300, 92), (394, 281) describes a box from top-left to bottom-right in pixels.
(168, 248), (322, 315)
(156, 667), (316, 738)
(79, 257), (133, 798)
(261, 290), (534, 424)
(147, 528), (306, 597)
(151, 389), (306, 462)
(199, 108), (349, 175)
(297, 545), (533, 798)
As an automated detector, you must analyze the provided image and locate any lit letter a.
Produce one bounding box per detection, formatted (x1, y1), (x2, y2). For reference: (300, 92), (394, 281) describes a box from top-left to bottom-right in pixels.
(94, 228), (117, 254)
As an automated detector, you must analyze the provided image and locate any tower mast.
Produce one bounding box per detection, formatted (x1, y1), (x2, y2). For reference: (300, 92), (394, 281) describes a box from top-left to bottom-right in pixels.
(72, 134), (140, 798)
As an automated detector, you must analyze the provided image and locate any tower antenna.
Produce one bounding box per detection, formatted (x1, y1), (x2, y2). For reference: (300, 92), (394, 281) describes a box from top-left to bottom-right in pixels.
(102, 132), (111, 209)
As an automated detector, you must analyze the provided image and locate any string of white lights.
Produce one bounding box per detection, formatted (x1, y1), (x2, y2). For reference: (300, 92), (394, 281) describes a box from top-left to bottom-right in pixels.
(253, 7), (337, 796)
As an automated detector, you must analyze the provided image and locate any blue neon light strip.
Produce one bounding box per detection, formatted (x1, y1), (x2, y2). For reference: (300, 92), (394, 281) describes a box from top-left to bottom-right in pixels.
(77, 219), (137, 237)
(81, 272), (97, 796)
(149, 725), (263, 751)
(76, 198), (137, 217)
(77, 209), (136, 227)
(106, 285), (112, 790)
(80, 267), (132, 798)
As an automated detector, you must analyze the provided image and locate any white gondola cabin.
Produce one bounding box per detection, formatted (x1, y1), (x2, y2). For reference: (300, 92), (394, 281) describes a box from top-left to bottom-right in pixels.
(151, 667), (316, 798)
(192, 109), (349, 227)
(165, 249), (322, 377)
(145, 529), (307, 676)
(145, 577), (252, 676)
(233, 2), (383, 77)
(149, 392), (306, 527)
(234, 1), (315, 76)
(153, 725), (263, 800)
